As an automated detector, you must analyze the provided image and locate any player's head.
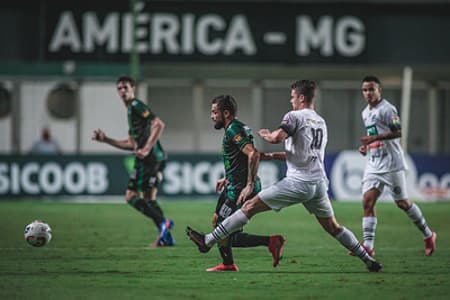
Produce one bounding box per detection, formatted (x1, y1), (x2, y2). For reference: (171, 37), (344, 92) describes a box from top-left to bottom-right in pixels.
(116, 75), (136, 103)
(361, 75), (382, 107)
(210, 95), (237, 130)
(290, 80), (316, 109)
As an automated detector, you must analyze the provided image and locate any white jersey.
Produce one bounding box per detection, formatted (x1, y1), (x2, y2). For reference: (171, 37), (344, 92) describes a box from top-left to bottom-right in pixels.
(280, 109), (328, 182)
(361, 98), (407, 173)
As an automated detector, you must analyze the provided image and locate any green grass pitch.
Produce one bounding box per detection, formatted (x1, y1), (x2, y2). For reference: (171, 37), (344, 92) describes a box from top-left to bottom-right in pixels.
(1, 200), (449, 300)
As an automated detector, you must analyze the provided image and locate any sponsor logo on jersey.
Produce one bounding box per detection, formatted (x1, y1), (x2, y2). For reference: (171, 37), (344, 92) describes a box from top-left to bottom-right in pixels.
(392, 116), (400, 125)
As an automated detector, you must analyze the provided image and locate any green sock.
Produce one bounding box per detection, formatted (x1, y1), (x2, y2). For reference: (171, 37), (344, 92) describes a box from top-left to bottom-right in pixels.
(148, 200), (165, 219)
(128, 196), (163, 227)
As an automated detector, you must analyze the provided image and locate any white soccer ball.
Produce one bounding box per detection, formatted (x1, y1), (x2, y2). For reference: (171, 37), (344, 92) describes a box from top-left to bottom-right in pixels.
(24, 220), (52, 247)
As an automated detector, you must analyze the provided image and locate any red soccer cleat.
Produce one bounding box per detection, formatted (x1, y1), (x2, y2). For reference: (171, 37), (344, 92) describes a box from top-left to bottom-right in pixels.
(268, 235), (286, 267)
(206, 263), (239, 272)
(424, 232), (437, 256)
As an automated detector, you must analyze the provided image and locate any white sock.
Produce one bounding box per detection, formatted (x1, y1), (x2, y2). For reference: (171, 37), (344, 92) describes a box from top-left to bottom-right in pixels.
(335, 227), (374, 263)
(362, 216), (377, 250)
(205, 209), (249, 246)
(405, 203), (433, 238)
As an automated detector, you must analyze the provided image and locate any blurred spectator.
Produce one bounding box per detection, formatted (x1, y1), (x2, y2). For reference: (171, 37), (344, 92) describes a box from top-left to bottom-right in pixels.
(30, 127), (61, 155)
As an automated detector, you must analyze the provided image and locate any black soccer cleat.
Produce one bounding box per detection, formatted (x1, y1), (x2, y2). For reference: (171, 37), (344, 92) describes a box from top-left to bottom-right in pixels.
(186, 226), (211, 253)
(367, 260), (382, 272)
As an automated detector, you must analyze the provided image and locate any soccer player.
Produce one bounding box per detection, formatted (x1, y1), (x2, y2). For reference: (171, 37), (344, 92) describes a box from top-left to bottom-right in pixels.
(187, 80), (382, 272)
(195, 95), (285, 272)
(92, 75), (174, 247)
(357, 75), (436, 256)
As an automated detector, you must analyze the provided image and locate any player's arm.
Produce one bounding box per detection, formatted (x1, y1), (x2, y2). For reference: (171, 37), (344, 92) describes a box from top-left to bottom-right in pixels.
(135, 117), (165, 159)
(260, 151), (286, 161)
(92, 129), (135, 150)
(258, 128), (289, 144)
(237, 143), (260, 205)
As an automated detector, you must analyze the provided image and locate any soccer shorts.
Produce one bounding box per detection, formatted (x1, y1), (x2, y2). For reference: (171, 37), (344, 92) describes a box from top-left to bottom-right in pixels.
(258, 177), (334, 218)
(127, 159), (166, 192)
(362, 169), (408, 201)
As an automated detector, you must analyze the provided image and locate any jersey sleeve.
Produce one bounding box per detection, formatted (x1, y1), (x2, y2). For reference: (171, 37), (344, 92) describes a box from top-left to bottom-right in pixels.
(279, 111), (300, 136)
(383, 105), (402, 132)
(131, 99), (156, 120)
(229, 125), (253, 150)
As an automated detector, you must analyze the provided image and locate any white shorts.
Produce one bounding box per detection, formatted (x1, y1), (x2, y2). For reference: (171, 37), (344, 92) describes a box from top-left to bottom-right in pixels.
(258, 177), (334, 218)
(362, 170), (408, 201)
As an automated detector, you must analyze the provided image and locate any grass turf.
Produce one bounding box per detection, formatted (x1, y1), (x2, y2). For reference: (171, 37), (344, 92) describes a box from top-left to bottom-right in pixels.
(1, 200), (449, 300)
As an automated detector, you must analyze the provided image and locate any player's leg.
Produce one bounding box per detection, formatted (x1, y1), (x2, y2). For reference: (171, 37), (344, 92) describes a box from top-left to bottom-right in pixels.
(307, 181), (381, 272)
(361, 174), (384, 252)
(316, 215), (381, 272)
(125, 189), (164, 227)
(146, 162), (166, 218)
(186, 196), (271, 252)
(146, 161), (174, 246)
(389, 170), (436, 255)
(206, 238), (239, 272)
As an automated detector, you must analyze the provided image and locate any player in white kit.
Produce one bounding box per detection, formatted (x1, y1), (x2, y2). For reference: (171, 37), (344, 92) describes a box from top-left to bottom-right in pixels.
(187, 80), (382, 272)
(358, 75), (436, 256)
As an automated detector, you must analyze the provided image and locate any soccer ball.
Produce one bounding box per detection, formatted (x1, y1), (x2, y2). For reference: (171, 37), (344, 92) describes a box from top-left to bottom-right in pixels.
(24, 220), (52, 247)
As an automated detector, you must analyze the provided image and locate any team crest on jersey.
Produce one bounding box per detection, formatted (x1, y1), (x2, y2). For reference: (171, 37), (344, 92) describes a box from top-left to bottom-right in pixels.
(142, 110), (150, 118)
(233, 134), (242, 143)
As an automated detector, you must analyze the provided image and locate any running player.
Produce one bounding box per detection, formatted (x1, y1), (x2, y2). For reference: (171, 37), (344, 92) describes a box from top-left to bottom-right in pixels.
(197, 95), (285, 272)
(92, 75), (174, 247)
(357, 75), (436, 256)
(187, 80), (382, 272)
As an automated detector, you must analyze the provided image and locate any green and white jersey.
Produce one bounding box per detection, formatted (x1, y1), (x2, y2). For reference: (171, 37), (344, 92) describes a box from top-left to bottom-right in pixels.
(222, 119), (261, 201)
(127, 98), (166, 161)
(361, 98), (406, 173)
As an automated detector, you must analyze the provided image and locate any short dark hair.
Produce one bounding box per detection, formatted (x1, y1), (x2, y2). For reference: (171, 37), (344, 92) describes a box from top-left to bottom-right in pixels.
(211, 95), (237, 116)
(362, 75), (381, 85)
(291, 80), (316, 103)
(116, 75), (135, 87)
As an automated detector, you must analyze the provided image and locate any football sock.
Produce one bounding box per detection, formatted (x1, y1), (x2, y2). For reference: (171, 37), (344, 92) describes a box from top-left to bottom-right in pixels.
(219, 243), (234, 265)
(128, 195), (163, 226)
(362, 216), (377, 250)
(205, 209), (249, 246)
(335, 227), (374, 263)
(405, 203), (433, 238)
(232, 232), (269, 247)
(147, 200), (164, 218)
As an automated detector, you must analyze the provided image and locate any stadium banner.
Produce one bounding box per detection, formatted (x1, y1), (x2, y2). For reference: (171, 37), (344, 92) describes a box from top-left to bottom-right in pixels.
(0, 153), (448, 201)
(1, 1), (450, 64)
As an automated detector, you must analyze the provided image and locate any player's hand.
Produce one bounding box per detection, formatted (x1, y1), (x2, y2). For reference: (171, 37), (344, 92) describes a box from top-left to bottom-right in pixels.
(359, 145), (367, 156)
(135, 147), (150, 159)
(360, 135), (376, 146)
(211, 213), (219, 228)
(216, 177), (228, 192)
(237, 183), (253, 205)
(92, 129), (106, 142)
(257, 129), (270, 137)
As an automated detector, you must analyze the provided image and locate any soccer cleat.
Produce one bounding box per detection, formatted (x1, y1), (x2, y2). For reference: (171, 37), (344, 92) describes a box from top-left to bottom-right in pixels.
(424, 232), (437, 256)
(349, 243), (375, 257)
(186, 226), (211, 253)
(366, 260), (382, 272)
(206, 263), (239, 272)
(158, 218), (174, 244)
(268, 235), (286, 267)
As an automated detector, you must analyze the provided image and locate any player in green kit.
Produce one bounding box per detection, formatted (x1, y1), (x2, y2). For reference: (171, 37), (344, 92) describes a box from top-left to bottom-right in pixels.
(92, 75), (174, 247)
(188, 95), (285, 272)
